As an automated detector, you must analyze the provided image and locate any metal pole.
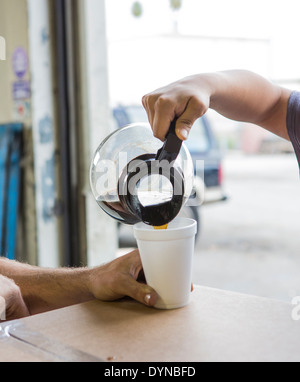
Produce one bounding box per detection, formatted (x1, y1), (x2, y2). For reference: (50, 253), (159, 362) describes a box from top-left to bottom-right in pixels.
(53, 0), (81, 267)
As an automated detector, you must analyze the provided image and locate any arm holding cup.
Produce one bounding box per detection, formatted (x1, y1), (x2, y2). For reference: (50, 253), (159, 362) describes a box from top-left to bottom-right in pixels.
(0, 250), (158, 318)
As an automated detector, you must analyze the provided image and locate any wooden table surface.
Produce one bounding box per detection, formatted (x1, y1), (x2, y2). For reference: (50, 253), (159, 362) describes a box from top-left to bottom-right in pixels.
(1, 286), (299, 362)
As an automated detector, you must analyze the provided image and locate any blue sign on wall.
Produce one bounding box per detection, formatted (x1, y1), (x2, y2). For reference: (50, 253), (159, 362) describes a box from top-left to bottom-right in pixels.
(0, 124), (23, 259)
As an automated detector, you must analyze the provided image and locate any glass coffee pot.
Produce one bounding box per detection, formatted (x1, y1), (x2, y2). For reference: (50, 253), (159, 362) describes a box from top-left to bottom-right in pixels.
(90, 121), (194, 227)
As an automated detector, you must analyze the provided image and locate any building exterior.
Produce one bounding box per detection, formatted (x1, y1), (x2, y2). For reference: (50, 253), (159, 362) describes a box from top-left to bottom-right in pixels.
(0, 0), (117, 267)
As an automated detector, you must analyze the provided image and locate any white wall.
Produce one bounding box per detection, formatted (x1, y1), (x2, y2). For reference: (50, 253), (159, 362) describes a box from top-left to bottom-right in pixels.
(78, 0), (118, 267)
(27, 0), (61, 267)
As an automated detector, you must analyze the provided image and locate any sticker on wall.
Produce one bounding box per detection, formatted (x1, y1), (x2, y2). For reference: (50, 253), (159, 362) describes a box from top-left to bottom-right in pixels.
(13, 100), (31, 121)
(41, 27), (50, 45)
(12, 47), (28, 79)
(41, 155), (56, 223)
(12, 80), (31, 100)
(39, 115), (53, 144)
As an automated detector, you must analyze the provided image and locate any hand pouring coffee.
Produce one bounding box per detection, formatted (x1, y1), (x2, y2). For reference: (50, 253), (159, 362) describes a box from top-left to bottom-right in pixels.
(90, 121), (194, 228)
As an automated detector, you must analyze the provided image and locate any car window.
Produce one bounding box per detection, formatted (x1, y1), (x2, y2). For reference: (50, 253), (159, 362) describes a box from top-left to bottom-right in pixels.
(112, 114), (120, 130)
(185, 118), (210, 153)
(113, 107), (130, 128)
(113, 106), (211, 154)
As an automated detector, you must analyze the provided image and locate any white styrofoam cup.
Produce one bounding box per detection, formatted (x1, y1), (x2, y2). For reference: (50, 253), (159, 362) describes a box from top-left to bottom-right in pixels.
(134, 218), (197, 310)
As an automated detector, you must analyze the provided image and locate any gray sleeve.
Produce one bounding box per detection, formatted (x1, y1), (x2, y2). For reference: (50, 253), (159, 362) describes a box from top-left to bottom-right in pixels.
(286, 91), (300, 169)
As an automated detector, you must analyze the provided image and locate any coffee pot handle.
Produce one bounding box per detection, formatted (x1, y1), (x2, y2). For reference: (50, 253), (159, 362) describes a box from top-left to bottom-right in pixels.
(155, 119), (183, 163)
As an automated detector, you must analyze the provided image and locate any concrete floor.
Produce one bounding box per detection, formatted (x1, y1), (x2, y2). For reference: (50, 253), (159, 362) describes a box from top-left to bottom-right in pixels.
(193, 153), (300, 303)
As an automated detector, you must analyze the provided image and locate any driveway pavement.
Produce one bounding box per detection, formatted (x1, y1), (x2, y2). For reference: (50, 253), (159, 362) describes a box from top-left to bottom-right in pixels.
(193, 153), (300, 302)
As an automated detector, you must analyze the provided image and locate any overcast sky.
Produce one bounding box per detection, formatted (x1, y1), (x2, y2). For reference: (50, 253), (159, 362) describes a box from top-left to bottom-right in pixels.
(105, 0), (300, 103)
(106, 0), (299, 39)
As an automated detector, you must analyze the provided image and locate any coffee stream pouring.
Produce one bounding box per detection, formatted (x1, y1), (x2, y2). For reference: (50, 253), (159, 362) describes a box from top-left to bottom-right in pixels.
(90, 121), (194, 227)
